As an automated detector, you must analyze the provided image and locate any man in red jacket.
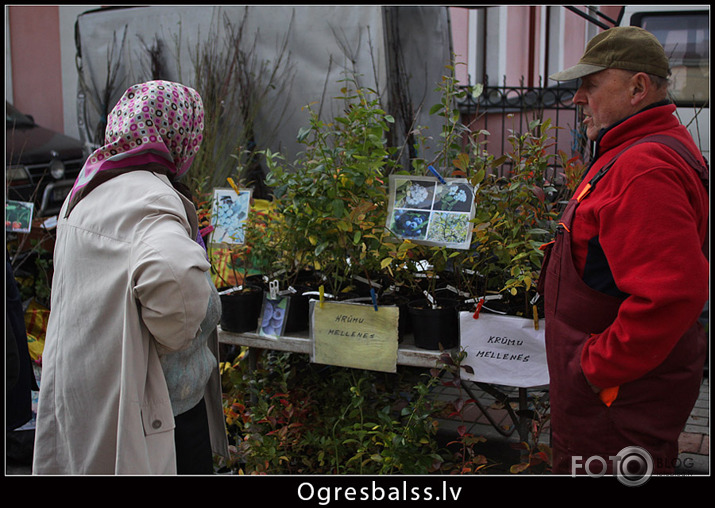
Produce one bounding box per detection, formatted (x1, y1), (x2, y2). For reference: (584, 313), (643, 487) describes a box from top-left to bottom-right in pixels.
(544, 27), (708, 479)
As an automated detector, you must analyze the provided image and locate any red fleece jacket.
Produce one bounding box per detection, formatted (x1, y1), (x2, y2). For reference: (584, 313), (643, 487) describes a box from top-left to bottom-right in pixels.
(571, 103), (709, 389)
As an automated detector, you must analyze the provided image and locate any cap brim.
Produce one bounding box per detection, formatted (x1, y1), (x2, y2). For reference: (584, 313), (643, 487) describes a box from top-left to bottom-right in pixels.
(549, 63), (606, 81)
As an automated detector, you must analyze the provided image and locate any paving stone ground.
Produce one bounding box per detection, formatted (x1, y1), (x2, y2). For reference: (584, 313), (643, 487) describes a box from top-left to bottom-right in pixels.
(432, 376), (709, 475)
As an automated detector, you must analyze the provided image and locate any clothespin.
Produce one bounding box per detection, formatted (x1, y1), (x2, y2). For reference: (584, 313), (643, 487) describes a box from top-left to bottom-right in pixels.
(227, 177), (241, 194)
(269, 280), (279, 300)
(428, 165), (447, 184)
(370, 288), (378, 311)
(530, 293), (540, 330)
(319, 285), (325, 308)
(473, 298), (484, 319)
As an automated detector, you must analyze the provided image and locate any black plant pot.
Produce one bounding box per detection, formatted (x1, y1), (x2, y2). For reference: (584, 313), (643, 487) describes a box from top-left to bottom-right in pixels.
(219, 285), (263, 333)
(284, 285), (356, 333)
(284, 290), (311, 334)
(281, 285), (328, 334)
(407, 298), (459, 350)
(352, 273), (387, 297)
(244, 274), (267, 291)
(377, 294), (412, 340)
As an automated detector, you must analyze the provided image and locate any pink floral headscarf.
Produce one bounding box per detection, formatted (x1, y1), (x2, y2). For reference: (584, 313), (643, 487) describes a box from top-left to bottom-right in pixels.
(66, 80), (204, 216)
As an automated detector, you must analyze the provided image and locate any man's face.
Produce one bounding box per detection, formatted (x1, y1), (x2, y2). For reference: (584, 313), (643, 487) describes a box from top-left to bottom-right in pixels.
(573, 69), (638, 141)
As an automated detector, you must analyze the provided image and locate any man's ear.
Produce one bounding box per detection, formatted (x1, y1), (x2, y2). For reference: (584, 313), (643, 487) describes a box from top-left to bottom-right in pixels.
(630, 72), (651, 105)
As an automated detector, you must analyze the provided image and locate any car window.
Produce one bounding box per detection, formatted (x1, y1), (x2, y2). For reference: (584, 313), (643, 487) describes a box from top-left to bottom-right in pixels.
(6, 102), (35, 127)
(631, 11), (709, 106)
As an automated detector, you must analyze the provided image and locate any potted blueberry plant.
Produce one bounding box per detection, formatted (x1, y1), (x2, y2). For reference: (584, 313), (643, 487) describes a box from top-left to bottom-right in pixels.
(264, 77), (398, 307)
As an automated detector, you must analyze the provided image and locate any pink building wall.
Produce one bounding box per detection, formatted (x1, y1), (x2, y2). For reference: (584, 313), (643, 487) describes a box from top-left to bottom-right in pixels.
(446, 5), (625, 165)
(6, 5), (625, 140)
(449, 5), (624, 87)
(7, 5), (64, 134)
(450, 7), (470, 85)
(505, 6), (535, 86)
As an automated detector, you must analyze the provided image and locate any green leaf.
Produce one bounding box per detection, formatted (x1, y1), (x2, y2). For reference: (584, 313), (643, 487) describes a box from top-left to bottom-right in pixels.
(332, 198), (345, 217)
(297, 126), (311, 143)
(315, 241), (329, 257)
(510, 461), (531, 474)
(527, 228), (550, 235)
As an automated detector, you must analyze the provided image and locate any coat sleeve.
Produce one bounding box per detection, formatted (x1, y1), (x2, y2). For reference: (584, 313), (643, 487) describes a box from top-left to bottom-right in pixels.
(131, 193), (211, 353)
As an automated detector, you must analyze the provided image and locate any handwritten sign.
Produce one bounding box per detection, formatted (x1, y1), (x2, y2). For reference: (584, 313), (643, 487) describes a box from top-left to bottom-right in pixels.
(311, 301), (399, 373)
(459, 312), (549, 388)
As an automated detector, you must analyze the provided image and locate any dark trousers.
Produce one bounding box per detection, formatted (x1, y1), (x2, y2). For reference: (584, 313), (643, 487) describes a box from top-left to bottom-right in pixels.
(174, 397), (214, 474)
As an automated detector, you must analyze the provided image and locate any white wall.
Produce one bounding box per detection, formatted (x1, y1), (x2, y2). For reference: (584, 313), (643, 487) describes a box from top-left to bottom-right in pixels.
(60, 5), (101, 138)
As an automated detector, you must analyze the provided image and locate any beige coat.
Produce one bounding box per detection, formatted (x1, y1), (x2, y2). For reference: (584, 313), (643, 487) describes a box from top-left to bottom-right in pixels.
(33, 171), (228, 475)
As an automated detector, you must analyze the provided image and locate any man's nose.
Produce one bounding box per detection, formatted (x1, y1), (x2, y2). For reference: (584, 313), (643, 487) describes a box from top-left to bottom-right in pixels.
(572, 86), (586, 105)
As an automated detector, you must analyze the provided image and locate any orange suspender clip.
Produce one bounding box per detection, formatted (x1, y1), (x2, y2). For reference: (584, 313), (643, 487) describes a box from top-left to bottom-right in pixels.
(539, 240), (555, 251)
(576, 182), (592, 202)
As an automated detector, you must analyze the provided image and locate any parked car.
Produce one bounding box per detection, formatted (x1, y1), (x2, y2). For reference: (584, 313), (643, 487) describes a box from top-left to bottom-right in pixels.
(6, 101), (87, 218)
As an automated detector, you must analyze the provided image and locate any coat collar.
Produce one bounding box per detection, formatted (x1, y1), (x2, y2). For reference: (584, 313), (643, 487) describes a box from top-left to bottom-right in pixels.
(592, 100), (676, 161)
(153, 172), (200, 241)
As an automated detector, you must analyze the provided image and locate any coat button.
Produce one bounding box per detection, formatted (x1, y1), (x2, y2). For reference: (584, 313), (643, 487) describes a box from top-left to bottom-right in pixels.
(152, 419), (162, 429)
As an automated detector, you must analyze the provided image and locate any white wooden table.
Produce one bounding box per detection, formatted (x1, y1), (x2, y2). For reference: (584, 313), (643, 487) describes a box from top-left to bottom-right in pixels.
(218, 327), (449, 368)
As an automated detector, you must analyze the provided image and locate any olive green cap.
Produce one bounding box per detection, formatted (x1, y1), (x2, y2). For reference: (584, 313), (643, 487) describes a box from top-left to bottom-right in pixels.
(549, 26), (670, 81)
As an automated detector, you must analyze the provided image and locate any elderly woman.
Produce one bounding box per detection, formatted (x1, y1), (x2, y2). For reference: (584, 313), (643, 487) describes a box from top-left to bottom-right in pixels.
(33, 81), (228, 475)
